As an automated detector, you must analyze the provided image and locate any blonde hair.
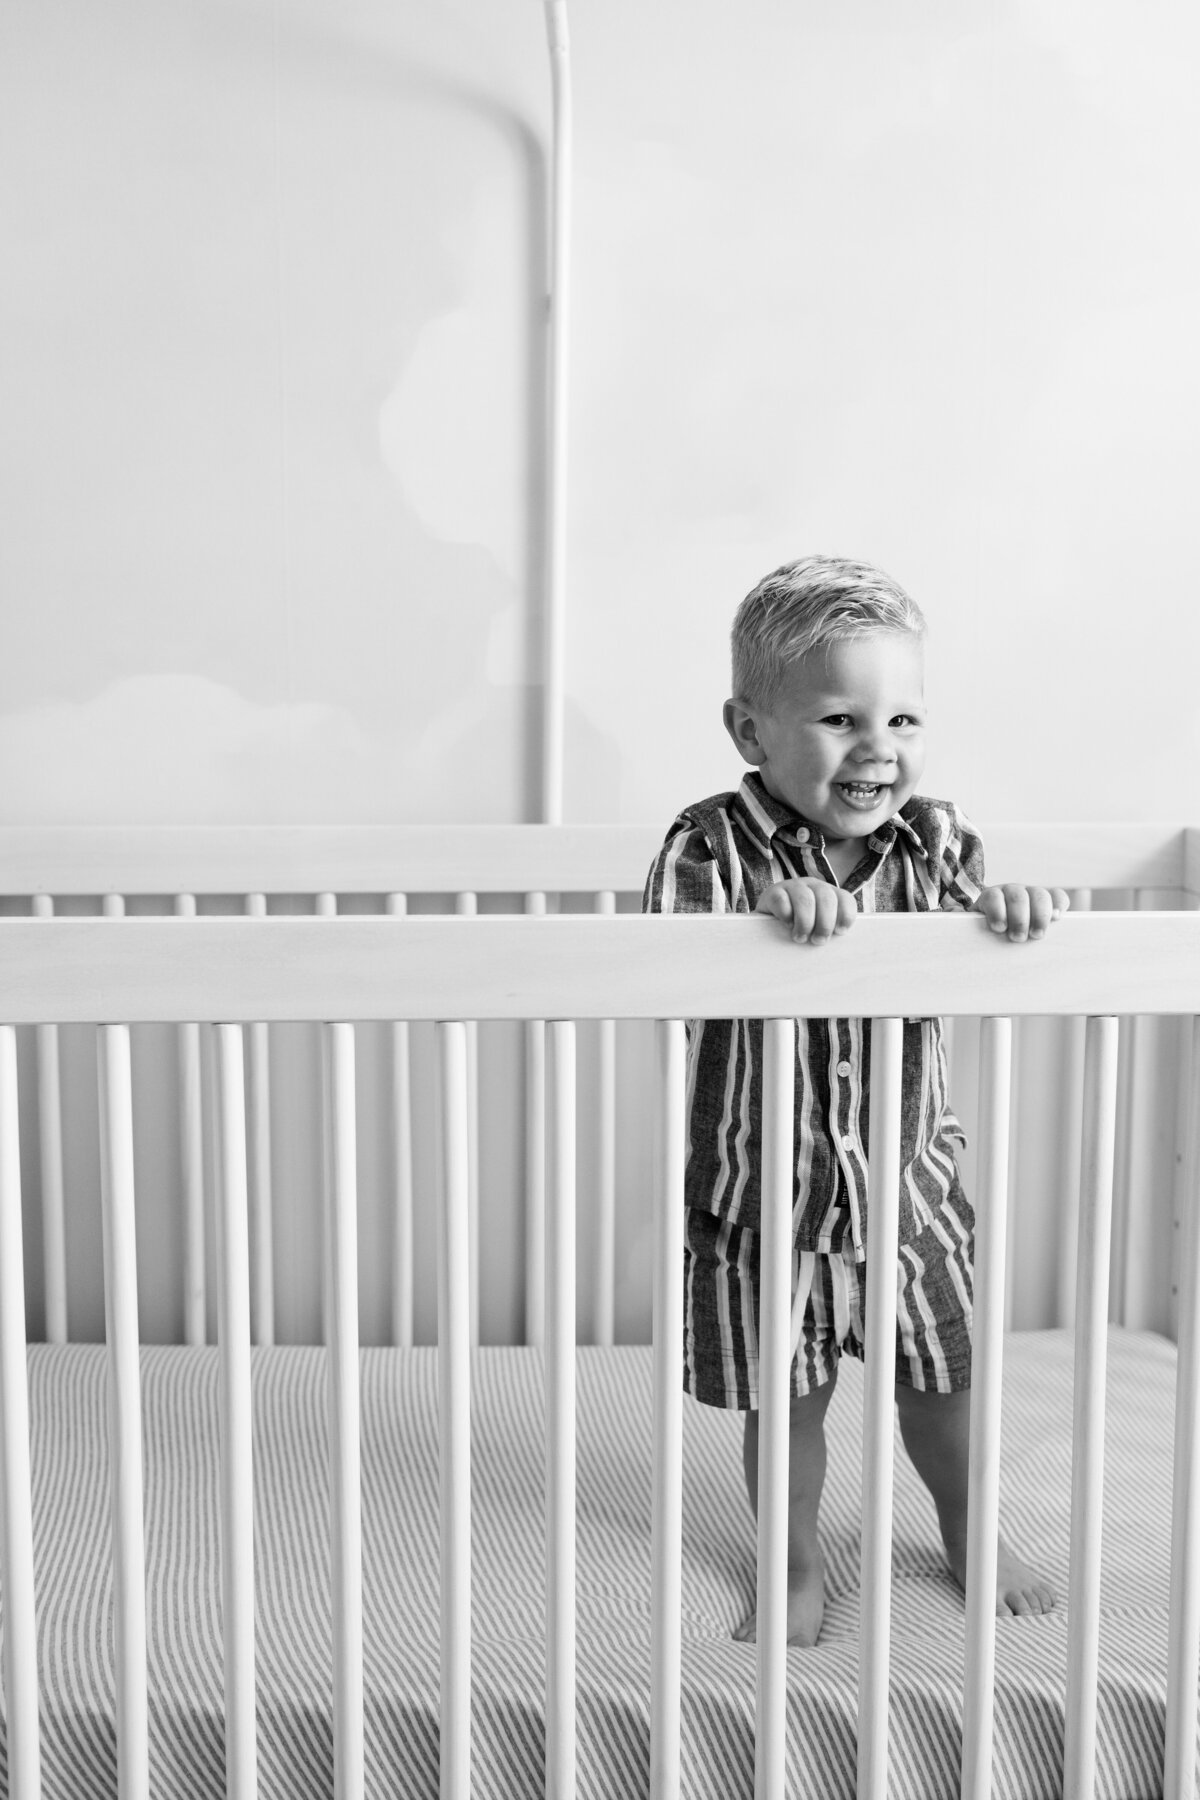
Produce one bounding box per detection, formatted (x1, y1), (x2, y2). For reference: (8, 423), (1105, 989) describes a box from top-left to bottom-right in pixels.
(731, 555), (926, 709)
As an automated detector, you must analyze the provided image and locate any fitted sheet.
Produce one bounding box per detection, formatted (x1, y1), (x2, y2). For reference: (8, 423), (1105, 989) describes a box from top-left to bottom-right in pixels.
(2, 1330), (1190, 1799)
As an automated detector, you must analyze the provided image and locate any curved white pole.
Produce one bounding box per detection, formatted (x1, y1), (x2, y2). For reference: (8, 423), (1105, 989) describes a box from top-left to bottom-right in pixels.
(542, 0), (571, 824)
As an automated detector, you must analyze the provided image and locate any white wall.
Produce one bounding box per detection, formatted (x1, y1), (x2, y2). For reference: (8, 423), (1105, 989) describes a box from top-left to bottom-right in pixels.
(4, 1), (1197, 1342)
(4, 0), (1198, 832)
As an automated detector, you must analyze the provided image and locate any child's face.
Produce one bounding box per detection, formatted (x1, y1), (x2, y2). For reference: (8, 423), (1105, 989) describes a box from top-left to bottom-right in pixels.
(724, 631), (927, 847)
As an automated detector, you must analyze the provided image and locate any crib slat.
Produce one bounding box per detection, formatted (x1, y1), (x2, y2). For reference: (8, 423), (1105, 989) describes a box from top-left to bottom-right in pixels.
(525, 892), (547, 1348)
(387, 895), (415, 1349)
(960, 1016), (1012, 1799)
(455, 893), (481, 1349)
(526, 1015), (546, 1348)
(1002, 1017), (1021, 1332)
(858, 1016), (904, 1800)
(1116, 890), (1160, 1326)
(594, 891), (617, 1348)
(1056, 892), (1092, 1328)
(316, 897), (338, 1350)
(35, 1017), (67, 1342)
(178, 1016), (206, 1345)
(322, 1022), (365, 1800)
(32, 895), (68, 1342)
(1109, 894), (1140, 1325)
(214, 1023), (258, 1799)
(390, 1013), (415, 1347)
(97, 1021), (150, 1800)
(1164, 1012), (1200, 1800)
(546, 1020), (577, 1799)
(651, 1019), (685, 1799)
(203, 1022), (223, 1345)
(245, 894), (275, 1347)
(0, 1024), (41, 1800)
(1063, 1014), (1120, 1799)
(245, 1017), (273, 1345)
(1169, 1010), (1195, 1346)
(437, 1021), (472, 1800)
(175, 895), (207, 1346)
(755, 1017), (795, 1800)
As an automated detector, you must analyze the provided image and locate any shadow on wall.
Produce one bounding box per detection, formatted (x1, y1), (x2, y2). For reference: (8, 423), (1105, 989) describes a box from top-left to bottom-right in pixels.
(0, 672), (621, 825)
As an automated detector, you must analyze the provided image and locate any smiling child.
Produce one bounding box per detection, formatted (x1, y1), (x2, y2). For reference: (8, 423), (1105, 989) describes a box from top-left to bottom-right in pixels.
(644, 554), (1069, 1644)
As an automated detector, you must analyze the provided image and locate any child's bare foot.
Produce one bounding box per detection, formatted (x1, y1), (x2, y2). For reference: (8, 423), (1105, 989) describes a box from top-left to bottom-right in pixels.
(896, 1388), (1056, 1620)
(733, 1549), (826, 1646)
(946, 1533), (1057, 1617)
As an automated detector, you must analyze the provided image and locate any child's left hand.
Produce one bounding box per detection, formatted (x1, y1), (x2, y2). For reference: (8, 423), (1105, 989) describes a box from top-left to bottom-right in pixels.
(973, 885), (1071, 942)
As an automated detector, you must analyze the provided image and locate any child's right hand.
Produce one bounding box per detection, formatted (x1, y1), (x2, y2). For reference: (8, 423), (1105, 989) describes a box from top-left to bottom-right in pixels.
(755, 878), (857, 946)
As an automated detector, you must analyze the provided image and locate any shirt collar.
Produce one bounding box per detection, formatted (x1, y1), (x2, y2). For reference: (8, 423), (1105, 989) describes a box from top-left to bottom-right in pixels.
(734, 770), (932, 864)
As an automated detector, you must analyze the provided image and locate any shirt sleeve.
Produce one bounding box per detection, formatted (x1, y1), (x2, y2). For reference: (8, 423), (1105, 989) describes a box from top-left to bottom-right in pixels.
(643, 820), (731, 916)
(937, 803), (986, 912)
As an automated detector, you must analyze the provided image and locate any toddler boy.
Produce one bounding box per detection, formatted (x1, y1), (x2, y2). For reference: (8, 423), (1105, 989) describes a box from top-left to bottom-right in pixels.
(643, 555), (1067, 1646)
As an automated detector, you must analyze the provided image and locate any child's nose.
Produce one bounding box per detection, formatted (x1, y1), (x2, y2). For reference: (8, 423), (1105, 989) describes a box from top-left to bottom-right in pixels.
(854, 725), (897, 761)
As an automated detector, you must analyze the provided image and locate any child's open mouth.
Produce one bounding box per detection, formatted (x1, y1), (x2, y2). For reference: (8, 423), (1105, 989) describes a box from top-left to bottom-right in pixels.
(837, 782), (888, 808)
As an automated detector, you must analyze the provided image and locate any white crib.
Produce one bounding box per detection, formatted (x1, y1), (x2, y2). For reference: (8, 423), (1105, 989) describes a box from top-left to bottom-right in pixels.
(1, 821), (1199, 1800)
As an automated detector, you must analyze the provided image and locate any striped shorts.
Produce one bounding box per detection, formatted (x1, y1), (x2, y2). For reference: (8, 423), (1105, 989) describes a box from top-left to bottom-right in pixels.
(683, 1180), (975, 1409)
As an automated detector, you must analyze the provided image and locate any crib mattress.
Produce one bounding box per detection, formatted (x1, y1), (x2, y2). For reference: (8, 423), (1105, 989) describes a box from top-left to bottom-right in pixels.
(4, 1329), (1188, 1800)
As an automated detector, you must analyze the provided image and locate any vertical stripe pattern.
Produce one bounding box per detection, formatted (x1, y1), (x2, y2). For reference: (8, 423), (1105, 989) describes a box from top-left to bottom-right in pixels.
(643, 773), (984, 1253)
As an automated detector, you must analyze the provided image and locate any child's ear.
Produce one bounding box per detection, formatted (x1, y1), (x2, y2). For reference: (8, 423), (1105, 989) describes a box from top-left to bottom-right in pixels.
(723, 697), (767, 766)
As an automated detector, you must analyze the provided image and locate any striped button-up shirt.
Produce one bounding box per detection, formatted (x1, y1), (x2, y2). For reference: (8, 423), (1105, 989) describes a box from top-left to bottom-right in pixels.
(642, 770), (986, 1259)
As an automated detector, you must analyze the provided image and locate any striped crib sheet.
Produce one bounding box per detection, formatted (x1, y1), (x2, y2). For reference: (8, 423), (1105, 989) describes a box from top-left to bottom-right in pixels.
(1, 1330), (1187, 1799)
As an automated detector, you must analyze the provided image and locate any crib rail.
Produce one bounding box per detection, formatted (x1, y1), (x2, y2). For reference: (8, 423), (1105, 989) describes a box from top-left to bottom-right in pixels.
(4, 823), (1196, 1359)
(0, 909), (1199, 1020)
(2, 911), (1200, 1800)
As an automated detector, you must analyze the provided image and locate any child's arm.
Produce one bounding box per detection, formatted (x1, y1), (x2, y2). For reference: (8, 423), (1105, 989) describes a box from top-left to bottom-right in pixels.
(755, 878), (857, 946)
(972, 884), (1071, 942)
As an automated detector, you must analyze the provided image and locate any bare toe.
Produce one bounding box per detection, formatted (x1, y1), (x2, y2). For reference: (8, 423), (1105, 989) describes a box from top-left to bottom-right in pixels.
(996, 1542), (1055, 1618)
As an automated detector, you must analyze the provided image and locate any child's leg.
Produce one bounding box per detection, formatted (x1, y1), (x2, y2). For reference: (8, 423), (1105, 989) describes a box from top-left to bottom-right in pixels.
(894, 1384), (1056, 1616)
(734, 1366), (839, 1646)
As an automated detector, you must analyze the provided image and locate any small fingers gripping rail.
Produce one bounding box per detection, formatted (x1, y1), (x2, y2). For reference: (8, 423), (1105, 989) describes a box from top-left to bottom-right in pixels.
(0, 824), (1199, 1800)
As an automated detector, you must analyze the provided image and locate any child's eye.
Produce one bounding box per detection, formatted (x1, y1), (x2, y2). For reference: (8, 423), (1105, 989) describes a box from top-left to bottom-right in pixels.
(822, 714), (852, 727)
(891, 714), (923, 728)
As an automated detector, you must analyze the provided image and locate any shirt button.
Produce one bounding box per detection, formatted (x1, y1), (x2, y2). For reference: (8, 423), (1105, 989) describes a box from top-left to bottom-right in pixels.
(836, 1060), (852, 1076)
(795, 828), (808, 843)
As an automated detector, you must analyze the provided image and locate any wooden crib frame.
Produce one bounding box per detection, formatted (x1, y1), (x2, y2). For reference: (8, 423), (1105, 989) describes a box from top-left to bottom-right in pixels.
(2, 823), (1200, 1800)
